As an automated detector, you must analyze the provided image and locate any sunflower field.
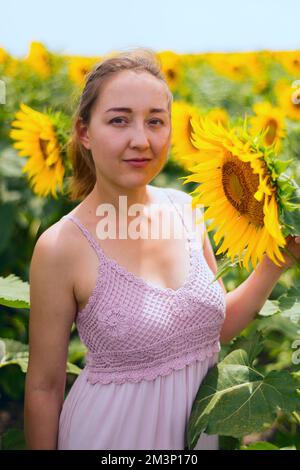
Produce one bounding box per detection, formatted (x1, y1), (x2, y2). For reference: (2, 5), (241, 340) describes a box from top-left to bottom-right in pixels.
(0, 42), (300, 450)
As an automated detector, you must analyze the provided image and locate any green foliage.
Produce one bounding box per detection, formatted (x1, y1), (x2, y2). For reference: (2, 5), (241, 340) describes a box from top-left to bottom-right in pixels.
(186, 343), (300, 448)
(241, 441), (282, 450)
(0, 275), (29, 308)
(0, 428), (26, 450)
(0, 336), (83, 377)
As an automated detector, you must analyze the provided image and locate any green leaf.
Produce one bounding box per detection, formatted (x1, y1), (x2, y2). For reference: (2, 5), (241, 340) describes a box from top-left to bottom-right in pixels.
(0, 338), (82, 376)
(258, 299), (280, 317)
(229, 330), (264, 364)
(0, 202), (17, 255)
(0, 274), (30, 308)
(66, 362), (82, 375)
(219, 435), (241, 450)
(210, 255), (238, 283)
(0, 428), (26, 450)
(241, 441), (280, 450)
(0, 146), (24, 178)
(68, 336), (88, 363)
(273, 159), (293, 175)
(282, 209), (300, 235)
(255, 314), (300, 340)
(276, 280), (300, 325)
(0, 338), (29, 372)
(0, 355), (29, 372)
(186, 348), (300, 448)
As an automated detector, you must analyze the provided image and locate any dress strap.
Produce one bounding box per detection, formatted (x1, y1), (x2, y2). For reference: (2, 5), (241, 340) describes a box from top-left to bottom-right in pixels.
(163, 188), (192, 241)
(61, 214), (103, 261)
(163, 188), (205, 250)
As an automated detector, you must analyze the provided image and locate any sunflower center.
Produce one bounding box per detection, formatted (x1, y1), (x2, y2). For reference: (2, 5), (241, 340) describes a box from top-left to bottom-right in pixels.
(39, 138), (50, 161)
(166, 68), (176, 80)
(187, 115), (193, 139)
(222, 159), (265, 227)
(265, 118), (278, 145)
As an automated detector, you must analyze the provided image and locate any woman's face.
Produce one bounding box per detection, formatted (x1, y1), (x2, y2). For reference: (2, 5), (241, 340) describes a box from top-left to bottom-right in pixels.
(79, 69), (172, 189)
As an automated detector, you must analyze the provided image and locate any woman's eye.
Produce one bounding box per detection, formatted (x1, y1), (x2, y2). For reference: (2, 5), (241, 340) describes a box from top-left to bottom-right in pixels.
(150, 119), (164, 126)
(110, 117), (126, 125)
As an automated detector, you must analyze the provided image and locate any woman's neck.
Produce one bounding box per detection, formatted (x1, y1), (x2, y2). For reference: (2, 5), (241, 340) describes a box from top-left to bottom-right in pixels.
(83, 180), (158, 224)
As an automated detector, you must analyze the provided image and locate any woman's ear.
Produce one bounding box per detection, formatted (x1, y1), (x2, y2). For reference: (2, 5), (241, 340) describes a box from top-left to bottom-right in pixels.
(76, 118), (91, 150)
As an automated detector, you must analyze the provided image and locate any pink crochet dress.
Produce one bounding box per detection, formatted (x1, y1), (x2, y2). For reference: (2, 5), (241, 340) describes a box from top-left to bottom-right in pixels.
(57, 187), (226, 450)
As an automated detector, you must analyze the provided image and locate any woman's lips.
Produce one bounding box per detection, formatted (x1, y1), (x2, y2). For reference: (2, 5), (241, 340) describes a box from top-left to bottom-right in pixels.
(123, 159), (151, 168)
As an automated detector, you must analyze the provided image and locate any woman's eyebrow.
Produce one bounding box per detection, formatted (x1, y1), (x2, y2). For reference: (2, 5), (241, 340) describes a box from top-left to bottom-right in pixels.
(105, 107), (167, 114)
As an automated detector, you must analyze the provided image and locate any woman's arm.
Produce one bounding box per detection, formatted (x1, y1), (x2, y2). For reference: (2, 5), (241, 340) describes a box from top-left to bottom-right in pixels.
(203, 232), (300, 345)
(219, 255), (285, 344)
(220, 236), (300, 344)
(24, 224), (77, 450)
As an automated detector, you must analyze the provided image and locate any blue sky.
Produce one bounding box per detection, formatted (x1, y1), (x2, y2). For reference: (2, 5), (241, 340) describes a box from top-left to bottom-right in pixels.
(1, 0), (299, 57)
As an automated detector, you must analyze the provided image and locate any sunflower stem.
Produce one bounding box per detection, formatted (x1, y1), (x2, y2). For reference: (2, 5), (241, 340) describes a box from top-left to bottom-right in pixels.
(282, 246), (300, 270)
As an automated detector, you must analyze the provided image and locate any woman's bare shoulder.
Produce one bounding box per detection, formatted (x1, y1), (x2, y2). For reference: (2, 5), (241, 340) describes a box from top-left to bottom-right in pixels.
(30, 214), (83, 285)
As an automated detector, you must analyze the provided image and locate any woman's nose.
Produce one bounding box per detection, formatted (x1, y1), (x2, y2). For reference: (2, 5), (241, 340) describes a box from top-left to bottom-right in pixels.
(129, 125), (150, 149)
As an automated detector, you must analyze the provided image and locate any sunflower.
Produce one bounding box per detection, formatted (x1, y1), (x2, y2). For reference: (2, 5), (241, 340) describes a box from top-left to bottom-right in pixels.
(181, 53), (204, 68)
(179, 116), (288, 271)
(0, 47), (9, 65)
(171, 100), (202, 169)
(274, 50), (300, 77)
(156, 50), (182, 92)
(206, 108), (229, 128)
(0, 48), (20, 77)
(249, 102), (286, 153)
(24, 42), (51, 78)
(275, 80), (300, 121)
(250, 51), (272, 94)
(67, 55), (101, 86)
(206, 52), (262, 82)
(10, 103), (65, 198)
(171, 102), (229, 170)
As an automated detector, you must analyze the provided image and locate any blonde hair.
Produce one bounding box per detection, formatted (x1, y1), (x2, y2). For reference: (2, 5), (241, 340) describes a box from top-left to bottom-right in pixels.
(66, 48), (173, 201)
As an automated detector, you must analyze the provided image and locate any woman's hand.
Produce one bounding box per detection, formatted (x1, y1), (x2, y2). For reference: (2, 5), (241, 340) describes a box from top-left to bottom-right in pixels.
(261, 234), (300, 273)
(279, 234), (300, 269)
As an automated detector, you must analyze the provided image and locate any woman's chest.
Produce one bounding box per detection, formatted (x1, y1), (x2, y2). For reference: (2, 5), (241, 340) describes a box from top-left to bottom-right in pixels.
(73, 233), (192, 313)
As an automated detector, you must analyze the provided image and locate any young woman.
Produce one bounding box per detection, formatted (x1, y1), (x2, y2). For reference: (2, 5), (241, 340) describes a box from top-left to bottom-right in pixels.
(24, 48), (300, 450)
